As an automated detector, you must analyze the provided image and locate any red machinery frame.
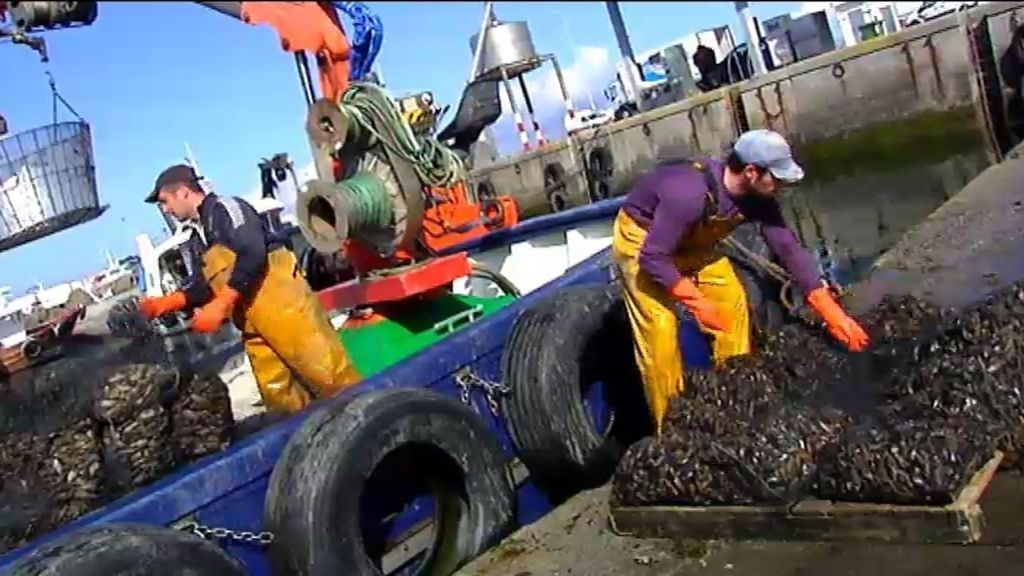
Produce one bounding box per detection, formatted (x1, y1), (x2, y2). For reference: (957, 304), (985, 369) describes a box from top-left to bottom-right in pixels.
(316, 252), (473, 313)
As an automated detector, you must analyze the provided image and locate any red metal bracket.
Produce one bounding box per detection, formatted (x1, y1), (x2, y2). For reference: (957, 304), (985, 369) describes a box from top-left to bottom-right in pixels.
(316, 252), (472, 311)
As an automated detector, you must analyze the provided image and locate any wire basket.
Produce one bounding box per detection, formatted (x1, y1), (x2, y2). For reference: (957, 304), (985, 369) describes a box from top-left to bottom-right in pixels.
(0, 121), (107, 253)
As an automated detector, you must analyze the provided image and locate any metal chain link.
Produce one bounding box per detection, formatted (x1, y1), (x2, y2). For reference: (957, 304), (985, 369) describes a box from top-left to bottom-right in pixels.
(454, 368), (510, 416)
(180, 521), (274, 547)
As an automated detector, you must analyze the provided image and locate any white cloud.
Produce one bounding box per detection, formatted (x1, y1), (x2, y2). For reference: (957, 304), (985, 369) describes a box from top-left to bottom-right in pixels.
(492, 45), (618, 155)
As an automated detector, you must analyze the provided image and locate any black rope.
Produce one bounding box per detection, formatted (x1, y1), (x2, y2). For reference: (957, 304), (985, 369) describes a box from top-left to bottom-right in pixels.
(45, 70), (84, 124)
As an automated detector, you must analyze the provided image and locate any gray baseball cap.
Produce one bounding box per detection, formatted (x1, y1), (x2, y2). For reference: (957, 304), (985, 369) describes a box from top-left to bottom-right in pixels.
(733, 129), (805, 183)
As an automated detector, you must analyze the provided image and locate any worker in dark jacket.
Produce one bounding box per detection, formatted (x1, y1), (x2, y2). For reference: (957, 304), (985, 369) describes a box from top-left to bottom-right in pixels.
(138, 164), (362, 413)
(612, 130), (869, 434)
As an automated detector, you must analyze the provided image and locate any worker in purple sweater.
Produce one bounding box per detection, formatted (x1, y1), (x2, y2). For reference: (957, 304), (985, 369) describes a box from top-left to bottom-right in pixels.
(612, 129), (869, 434)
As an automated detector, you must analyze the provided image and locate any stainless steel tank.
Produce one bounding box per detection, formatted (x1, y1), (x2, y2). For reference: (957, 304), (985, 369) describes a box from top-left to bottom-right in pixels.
(0, 121), (106, 252)
(469, 21), (543, 80)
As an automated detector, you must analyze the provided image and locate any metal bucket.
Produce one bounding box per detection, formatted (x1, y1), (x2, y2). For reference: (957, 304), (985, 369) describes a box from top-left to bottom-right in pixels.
(0, 121), (107, 252)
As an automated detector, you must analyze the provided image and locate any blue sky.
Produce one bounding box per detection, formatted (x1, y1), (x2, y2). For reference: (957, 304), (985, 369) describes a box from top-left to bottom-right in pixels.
(0, 1), (806, 294)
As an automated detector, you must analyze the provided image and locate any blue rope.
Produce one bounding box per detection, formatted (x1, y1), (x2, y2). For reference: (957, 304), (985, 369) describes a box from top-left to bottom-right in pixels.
(333, 2), (383, 82)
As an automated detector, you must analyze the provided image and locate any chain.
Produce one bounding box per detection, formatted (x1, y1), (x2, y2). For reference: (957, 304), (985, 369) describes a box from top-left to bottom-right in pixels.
(179, 521), (274, 547)
(454, 368), (510, 416)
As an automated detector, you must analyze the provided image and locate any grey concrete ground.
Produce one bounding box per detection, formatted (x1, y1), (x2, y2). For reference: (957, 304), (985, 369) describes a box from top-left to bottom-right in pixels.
(847, 155), (1024, 313)
(459, 473), (1024, 576)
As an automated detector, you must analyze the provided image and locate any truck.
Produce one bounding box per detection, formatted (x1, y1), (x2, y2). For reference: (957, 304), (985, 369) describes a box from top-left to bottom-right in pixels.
(602, 32), (716, 120)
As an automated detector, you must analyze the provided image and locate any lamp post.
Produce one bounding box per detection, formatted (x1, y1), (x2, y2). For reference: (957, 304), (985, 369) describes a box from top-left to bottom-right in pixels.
(734, 1), (767, 77)
(604, 1), (645, 113)
(548, 7), (599, 111)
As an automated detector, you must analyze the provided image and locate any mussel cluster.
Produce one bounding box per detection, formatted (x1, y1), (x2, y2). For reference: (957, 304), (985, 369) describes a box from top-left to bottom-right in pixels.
(614, 284), (1024, 508)
(0, 361), (235, 554)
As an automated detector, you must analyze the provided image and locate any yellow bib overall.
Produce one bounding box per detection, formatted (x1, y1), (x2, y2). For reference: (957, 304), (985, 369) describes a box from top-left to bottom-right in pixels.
(202, 244), (362, 413)
(612, 161), (751, 434)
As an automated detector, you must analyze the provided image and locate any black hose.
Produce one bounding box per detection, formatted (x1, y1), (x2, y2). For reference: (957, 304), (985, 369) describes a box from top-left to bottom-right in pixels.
(468, 261), (521, 298)
(21, 339), (43, 361)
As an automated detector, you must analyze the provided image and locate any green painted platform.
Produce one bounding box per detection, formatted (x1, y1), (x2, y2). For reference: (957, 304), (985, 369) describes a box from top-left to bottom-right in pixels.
(340, 294), (515, 377)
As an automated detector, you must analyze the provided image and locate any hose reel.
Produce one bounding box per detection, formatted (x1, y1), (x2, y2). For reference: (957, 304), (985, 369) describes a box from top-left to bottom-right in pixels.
(298, 83), (469, 259)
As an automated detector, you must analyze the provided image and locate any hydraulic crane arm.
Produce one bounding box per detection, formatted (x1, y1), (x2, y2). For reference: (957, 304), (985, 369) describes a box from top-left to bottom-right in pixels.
(1, 1), (353, 103)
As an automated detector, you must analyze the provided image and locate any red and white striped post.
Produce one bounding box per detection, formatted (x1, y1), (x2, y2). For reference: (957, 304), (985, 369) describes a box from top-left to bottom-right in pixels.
(513, 109), (532, 152)
(516, 75), (546, 149)
(550, 57), (576, 123)
(501, 68), (533, 152)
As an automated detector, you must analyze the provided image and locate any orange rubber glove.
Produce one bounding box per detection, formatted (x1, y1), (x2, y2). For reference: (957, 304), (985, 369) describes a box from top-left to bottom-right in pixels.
(138, 291), (188, 320)
(670, 278), (728, 332)
(806, 286), (870, 352)
(190, 288), (240, 334)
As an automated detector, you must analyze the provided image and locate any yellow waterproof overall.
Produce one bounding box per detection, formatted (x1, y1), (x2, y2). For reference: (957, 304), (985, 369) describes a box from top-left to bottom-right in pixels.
(202, 244), (362, 413)
(612, 162), (750, 434)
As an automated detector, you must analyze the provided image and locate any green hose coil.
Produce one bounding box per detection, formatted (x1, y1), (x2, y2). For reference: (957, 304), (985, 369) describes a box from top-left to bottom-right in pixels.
(337, 82), (466, 189)
(340, 171), (393, 233)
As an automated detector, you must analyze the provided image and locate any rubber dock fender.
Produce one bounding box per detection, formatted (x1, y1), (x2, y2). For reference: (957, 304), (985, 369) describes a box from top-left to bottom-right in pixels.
(586, 147), (614, 202)
(500, 283), (651, 497)
(0, 524), (246, 575)
(264, 387), (516, 575)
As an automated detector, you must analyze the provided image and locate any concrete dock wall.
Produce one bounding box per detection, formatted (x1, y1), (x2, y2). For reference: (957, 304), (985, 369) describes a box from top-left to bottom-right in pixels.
(470, 1), (1024, 282)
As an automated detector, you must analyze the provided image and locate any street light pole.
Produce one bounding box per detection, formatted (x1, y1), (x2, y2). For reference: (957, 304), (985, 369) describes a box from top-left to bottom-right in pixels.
(550, 8), (599, 111)
(734, 1), (767, 76)
(604, 0), (645, 112)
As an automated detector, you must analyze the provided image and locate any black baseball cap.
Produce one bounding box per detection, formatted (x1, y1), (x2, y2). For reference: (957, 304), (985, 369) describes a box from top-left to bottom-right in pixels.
(145, 164), (202, 203)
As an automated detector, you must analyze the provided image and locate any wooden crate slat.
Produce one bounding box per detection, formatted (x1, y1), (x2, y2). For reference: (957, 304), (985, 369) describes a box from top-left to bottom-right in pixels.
(609, 452), (1003, 545)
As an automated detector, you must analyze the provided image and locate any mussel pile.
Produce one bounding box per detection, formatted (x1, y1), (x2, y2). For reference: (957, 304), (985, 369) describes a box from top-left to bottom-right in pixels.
(171, 374), (234, 462)
(891, 283), (1024, 467)
(614, 286), (1024, 508)
(95, 364), (177, 491)
(0, 362), (236, 554)
(40, 418), (104, 523)
(817, 418), (993, 505)
(614, 399), (849, 506)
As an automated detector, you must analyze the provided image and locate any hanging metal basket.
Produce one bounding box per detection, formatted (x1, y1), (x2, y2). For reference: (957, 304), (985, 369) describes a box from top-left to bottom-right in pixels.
(0, 120), (107, 252)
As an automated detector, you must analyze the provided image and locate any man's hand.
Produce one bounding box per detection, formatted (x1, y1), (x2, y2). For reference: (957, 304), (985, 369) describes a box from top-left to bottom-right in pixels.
(806, 286), (869, 352)
(138, 291), (187, 320)
(190, 288), (240, 333)
(670, 278), (728, 332)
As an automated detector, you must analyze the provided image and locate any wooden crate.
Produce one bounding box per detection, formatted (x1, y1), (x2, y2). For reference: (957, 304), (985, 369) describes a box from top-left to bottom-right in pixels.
(0, 345), (30, 377)
(610, 451), (1004, 545)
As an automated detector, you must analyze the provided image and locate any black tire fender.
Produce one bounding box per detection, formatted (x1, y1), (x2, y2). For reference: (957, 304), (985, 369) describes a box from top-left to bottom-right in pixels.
(474, 179), (496, 202)
(475, 179), (504, 228)
(0, 524), (245, 576)
(586, 147), (614, 202)
(500, 283), (650, 498)
(543, 163), (570, 213)
(264, 387), (516, 576)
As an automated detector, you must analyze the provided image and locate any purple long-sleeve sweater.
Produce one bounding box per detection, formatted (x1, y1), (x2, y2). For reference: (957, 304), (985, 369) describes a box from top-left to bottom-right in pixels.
(621, 159), (822, 295)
